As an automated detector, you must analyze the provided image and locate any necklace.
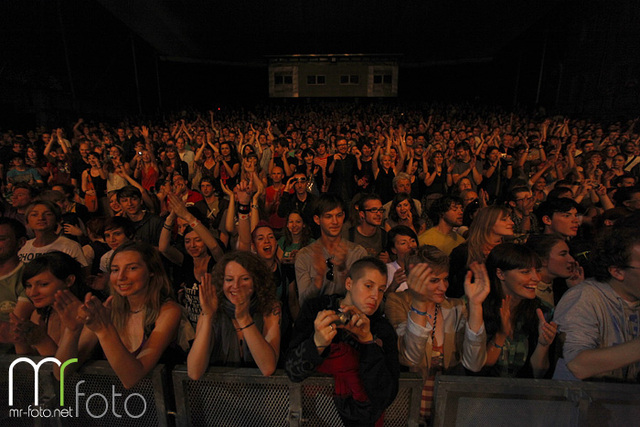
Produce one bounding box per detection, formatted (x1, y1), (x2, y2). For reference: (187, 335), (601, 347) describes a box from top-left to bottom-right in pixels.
(130, 307), (144, 314)
(431, 304), (441, 356)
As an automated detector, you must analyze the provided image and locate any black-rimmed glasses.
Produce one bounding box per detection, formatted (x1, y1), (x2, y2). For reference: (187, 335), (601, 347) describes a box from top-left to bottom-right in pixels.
(363, 208), (385, 214)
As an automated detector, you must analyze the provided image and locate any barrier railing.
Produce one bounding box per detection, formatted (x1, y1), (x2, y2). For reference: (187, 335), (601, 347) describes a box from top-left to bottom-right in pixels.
(4, 354), (639, 426)
(171, 366), (424, 427)
(432, 375), (640, 427)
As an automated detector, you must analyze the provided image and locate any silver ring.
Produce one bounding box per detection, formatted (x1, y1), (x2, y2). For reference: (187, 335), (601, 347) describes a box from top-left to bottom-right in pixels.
(330, 324), (334, 331)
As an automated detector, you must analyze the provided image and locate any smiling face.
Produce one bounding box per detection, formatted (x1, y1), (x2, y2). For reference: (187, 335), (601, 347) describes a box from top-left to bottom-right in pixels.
(491, 212), (515, 237)
(25, 270), (72, 308)
(109, 250), (150, 298)
(344, 268), (387, 316)
(223, 261), (254, 305)
(119, 195), (143, 217)
(498, 267), (541, 301)
(314, 207), (345, 238)
(252, 226), (277, 261)
(184, 230), (208, 258)
(421, 269), (449, 305)
(287, 213), (304, 236)
(109, 193), (122, 214)
(360, 199), (383, 227)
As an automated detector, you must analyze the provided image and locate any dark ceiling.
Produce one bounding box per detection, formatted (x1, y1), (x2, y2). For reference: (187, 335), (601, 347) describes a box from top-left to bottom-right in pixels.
(95, 0), (558, 65)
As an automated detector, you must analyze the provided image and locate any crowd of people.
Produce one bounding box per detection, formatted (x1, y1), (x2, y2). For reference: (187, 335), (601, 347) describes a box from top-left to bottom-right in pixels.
(1, 101), (640, 425)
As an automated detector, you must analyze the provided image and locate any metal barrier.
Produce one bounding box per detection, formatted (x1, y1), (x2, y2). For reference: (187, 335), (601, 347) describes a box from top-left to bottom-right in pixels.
(7, 355), (638, 427)
(58, 360), (170, 427)
(432, 375), (640, 427)
(172, 366), (424, 427)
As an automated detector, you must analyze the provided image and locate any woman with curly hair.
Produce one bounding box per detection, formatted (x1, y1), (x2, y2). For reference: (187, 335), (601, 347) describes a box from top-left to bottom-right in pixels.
(53, 241), (190, 389)
(187, 251), (281, 378)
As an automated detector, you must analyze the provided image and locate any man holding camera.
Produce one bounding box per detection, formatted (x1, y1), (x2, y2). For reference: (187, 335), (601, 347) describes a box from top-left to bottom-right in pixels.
(286, 257), (399, 427)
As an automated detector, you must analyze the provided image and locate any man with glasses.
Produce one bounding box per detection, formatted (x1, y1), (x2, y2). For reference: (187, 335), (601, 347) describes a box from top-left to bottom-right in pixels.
(553, 227), (640, 383)
(346, 194), (389, 261)
(507, 186), (539, 243)
(295, 194), (367, 307)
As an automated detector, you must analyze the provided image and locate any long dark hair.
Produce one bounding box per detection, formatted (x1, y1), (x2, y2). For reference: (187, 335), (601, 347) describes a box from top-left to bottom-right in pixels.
(483, 243), (542, 340)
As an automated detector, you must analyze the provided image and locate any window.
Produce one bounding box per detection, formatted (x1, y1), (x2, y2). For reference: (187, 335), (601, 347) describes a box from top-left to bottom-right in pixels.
(307, 75), (326, 85)
(275, 73), (292, 85)
(340, 75), (359, 85)
(373, 74), (392, 84)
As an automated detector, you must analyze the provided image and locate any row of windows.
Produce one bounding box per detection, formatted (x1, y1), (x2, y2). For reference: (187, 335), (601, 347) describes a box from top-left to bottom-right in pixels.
(274, 74), (392, 85)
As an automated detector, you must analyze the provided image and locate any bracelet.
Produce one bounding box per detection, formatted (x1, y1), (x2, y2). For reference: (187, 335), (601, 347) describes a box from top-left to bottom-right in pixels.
(235, 321), (255, 332)
(251, 204), (259, 209)
(163, 224), (173, 231)
(238, 213), (250, 221)
(410, 306), (428, 316)
(189, 219), (200, 229)
(360, 339), (376, 345)
(238, 204), (251, 215)
(492, 341), (504, 349)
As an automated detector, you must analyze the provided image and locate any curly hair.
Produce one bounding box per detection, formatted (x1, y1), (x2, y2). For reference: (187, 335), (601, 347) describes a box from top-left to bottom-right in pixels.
(592, 226), (640, 282)
(211, 251), (278, 315)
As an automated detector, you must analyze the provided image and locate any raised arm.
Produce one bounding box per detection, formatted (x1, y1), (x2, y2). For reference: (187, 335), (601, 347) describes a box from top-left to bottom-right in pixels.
(168, 193), (224, 261)
(187, 272), (218, 380)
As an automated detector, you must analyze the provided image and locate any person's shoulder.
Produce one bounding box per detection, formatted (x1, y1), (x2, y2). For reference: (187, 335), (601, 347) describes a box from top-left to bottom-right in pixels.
(159, 299), (182, 314)
(385, 289), (411, 306)
(296, 241), (317, 258)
